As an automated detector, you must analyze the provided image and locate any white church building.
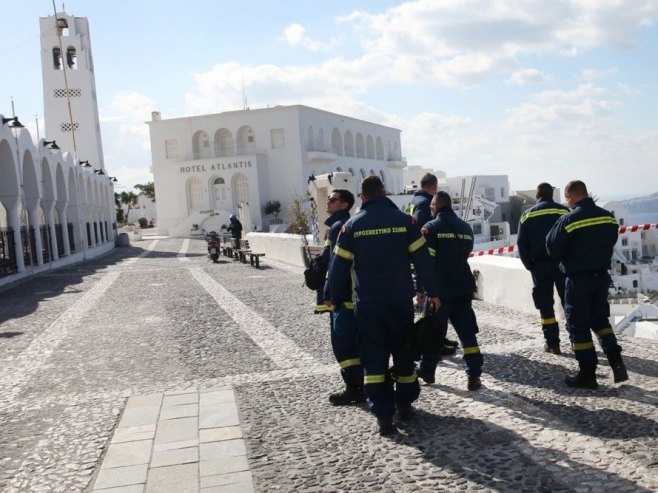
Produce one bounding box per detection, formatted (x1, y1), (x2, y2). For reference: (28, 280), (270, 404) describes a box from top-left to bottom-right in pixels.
(0, 11), (115, 286)
(148, 105), (407, 236)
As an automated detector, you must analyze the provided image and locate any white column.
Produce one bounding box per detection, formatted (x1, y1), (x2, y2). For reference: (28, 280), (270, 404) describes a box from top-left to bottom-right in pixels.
(58, 205), (71, 256)
(27, 205), (44, 266)
(44, 201), (59, 261)
(7, 201), (25, 273)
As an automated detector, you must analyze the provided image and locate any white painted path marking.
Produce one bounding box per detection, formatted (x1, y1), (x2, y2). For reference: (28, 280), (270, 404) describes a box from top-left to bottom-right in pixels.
(123, 239), (159, 264)
(177, 238), (191, 262)
(0, 271), (121, 403)
(190, 267), (315, 368)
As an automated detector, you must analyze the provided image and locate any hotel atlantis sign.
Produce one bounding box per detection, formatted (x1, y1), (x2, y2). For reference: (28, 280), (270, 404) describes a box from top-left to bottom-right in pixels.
(179, 160), (253, 174)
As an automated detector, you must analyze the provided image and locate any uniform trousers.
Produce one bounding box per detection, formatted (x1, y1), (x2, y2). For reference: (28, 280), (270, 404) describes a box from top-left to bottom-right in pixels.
(331, 306), (362, 386)
(565, 272), (622, 370)
(531, 260), (566, 347)
(356, 301), (419, 419)
(419, 294), (482, 377)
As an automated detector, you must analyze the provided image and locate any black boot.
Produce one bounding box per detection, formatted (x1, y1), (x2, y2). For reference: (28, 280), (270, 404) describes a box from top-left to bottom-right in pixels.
(377, 418), (396, 436)
(544, 343), (562, 355)
(607, 353), (629, 383)
(329, 385), (366, 406)
(565, 369), (598, 389)
(467, 375), (481, 391)
(396, 403), (413, 421)
(443, 338), (459, 348)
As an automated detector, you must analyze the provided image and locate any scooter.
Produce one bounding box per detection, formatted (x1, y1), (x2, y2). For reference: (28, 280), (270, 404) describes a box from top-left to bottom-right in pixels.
(206, 231), (220, 263)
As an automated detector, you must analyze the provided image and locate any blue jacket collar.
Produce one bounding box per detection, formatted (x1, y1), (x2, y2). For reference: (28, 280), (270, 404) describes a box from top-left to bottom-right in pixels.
(324, 209), (350, 226)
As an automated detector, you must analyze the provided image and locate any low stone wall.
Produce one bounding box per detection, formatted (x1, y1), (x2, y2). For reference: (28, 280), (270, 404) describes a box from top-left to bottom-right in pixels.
(245, 232), (564, 318)
(468, 256), (538, 316)
(245, 232), (308, 267)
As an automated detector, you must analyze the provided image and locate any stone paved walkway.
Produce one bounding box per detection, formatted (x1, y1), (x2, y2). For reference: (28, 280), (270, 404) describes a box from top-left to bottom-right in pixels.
(0, 236), (656, 492)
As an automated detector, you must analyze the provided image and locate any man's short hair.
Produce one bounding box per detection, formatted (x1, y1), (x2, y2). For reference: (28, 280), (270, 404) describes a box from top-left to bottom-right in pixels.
(536, 182), (554, 200)
(565, 180), (588, 197)
(333, 189), (355, 209)
(361, 176), (385, 200)
(420, 173), (438, 189)
(432, 191), (452, 209)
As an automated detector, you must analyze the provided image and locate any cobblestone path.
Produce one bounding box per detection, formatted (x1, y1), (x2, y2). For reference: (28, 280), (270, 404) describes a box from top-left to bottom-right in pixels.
(0, 237), (656, 492)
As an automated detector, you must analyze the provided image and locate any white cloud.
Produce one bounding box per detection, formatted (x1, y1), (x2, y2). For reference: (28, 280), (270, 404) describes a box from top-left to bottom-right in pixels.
(580, 67), (619, 81)
(507, 68), (550, 85)
(337, 0), (658, 86)
(282, 23), (330, 51)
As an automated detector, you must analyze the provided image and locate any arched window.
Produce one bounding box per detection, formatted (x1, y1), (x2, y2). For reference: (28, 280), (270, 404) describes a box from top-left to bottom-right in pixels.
(53, 47), (63, 70)
(356, 133), (365, 158)
(348, 168), (355, 176)
(344, 131), (354, 157)
(336, 167), (342, 172)
(369, 169), (375, 176)
(187, 177), (204, 211)
(232, 173), (249, 211)
(331, 128), (343, 155)
(392, 141), (400, 160)
(214, 128), (233, 157)
(366, 135), (375, 159)
(192, 130), (211, 159)
(379, 170), (386, 186)
(66, 47), (77, 69)
(360, 169), (366, 179)
(376, 137), (384, 160)
(237, 126), (255, 154)
(212, 177), (226, 209)
(317, 129), (325, 151)
(307, 126), (314, 151)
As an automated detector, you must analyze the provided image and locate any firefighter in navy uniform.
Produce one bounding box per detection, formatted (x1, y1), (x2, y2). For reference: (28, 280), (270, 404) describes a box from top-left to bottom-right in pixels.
(319, 189), (365, 405)
(329, 176), (439, 435)
(546, 180), (628, 389)
(517, 183), (570, 354)
(408, 172), (438, 227)
(418, 192), (483, 390)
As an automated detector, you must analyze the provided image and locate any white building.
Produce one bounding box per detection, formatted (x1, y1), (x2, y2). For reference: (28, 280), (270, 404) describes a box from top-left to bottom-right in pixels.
(125, 195), (157, 226)
(40, 13), (105, 172)
(445, 175), (510, 204)
(147, 105), (407, 236)
(0, 11), (114, 287)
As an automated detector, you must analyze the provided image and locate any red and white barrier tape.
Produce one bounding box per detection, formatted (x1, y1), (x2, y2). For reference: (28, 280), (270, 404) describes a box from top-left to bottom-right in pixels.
(618, 223), (658, 234)
(469, 223), (658, 258)
(470, 245), (516, 257)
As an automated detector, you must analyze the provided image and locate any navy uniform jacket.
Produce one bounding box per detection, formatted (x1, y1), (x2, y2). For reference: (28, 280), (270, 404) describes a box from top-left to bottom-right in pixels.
(329, 196), (438, 307)
(546, 197), (618, 276)
(422, 207), (476, 299)
(517, 198), (569, 270)
(321, 209), (351, 302)
(409, 190), (433, 227)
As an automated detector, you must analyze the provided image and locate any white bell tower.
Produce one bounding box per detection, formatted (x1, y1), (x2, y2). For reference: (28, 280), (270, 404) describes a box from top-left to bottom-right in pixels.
(39, 11), (105, 170)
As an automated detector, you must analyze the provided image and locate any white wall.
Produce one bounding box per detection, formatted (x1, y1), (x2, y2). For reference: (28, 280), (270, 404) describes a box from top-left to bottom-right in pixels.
(246, 232), (308, 266)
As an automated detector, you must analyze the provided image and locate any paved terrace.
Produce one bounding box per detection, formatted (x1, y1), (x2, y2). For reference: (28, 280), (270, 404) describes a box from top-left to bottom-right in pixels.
(0, 236), (656, 493)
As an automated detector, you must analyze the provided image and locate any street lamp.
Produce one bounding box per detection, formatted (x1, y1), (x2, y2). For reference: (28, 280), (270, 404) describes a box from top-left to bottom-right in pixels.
(2, 116), (24, 128)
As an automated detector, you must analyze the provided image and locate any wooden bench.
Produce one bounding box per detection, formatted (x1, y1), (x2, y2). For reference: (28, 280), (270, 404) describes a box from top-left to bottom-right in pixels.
(249, 252), (266, 268)
(234, 240), (266, 268)
(236, 240), (253, 264)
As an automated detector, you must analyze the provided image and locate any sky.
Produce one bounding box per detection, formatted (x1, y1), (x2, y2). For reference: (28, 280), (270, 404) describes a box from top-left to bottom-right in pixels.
(1, 0), (657, 203)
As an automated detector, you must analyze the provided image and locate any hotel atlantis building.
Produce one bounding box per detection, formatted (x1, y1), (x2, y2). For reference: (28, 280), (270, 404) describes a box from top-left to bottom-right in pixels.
(147, 105), (407, 236)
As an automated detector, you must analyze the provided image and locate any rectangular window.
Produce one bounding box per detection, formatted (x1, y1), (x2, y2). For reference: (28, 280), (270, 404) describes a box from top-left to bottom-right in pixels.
(484, 187), (496, 202)
(473, 223), (483, 235)
(621, 238), (628, 246)
(271, 128), (285, 149)
(165, 139), (178, 159)
(500, 187), (505, 197)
